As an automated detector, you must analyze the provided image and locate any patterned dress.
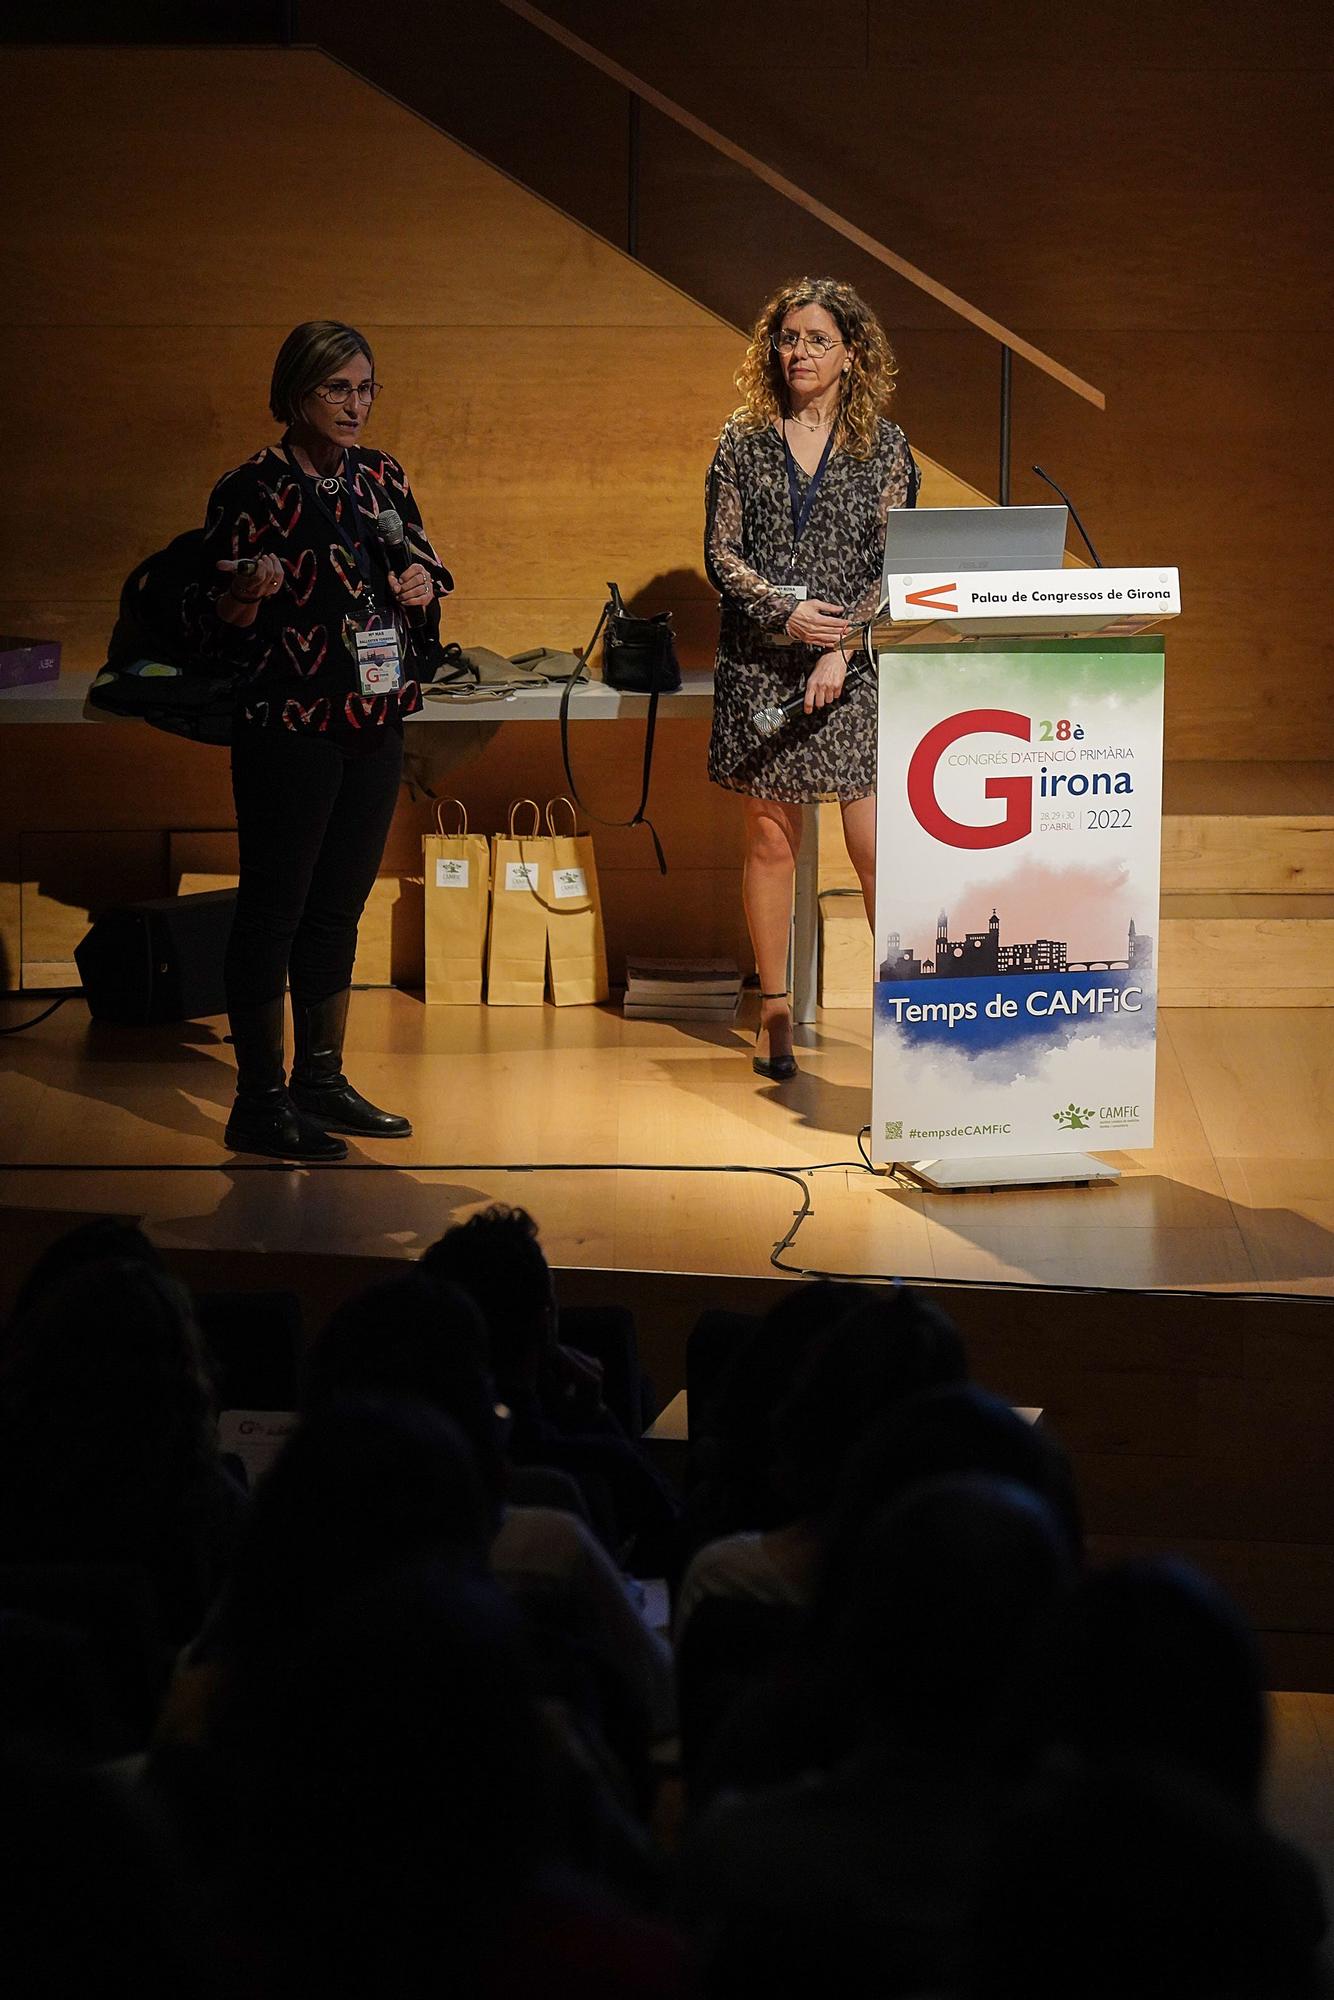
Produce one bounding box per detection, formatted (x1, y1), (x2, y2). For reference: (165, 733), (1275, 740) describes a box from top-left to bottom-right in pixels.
(193, 443), (452, 745)
(705, 415), (917, 802)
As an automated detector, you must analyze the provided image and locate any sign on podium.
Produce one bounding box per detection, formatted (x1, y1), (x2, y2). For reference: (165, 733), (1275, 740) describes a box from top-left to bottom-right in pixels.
(868, 515), (1178, 1191)
(882, 566), (1180, 639)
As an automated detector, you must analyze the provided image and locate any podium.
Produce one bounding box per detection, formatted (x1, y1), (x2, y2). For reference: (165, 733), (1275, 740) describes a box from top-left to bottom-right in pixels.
(864, 556), (1180, 1192)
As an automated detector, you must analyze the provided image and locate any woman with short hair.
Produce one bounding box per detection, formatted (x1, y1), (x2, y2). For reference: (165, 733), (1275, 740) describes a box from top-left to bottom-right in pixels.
(705, 278), (917, 1080)
(197, 320), (452, 1159)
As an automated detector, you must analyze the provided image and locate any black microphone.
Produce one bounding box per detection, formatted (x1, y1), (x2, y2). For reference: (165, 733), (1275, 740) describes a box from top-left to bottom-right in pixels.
(1032, 466), (1103, 567)
(753, 665), (867, 739)
(373, 508), (426, 627)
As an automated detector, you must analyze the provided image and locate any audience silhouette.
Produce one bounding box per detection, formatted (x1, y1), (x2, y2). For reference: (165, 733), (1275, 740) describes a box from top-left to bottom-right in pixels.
(0, 1223), (1324, 1996)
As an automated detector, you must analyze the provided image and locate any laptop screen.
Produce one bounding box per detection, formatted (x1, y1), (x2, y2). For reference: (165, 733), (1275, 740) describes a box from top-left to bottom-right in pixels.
(882, 505), (1069, 591)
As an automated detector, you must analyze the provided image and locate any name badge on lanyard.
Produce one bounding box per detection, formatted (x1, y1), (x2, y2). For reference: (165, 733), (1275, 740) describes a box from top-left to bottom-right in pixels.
(284, 442), (401, 683)
(782, 423), (837, 585)
(351, 623), (404, 696)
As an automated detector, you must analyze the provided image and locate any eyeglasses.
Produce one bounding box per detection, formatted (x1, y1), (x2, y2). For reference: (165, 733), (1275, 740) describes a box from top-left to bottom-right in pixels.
(311, 378), (382, 406)
(771, 329), (841, 357)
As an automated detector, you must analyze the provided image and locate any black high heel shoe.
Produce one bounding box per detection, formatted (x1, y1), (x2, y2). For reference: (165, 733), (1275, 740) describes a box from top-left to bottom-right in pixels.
(753, 989), (799, 1081)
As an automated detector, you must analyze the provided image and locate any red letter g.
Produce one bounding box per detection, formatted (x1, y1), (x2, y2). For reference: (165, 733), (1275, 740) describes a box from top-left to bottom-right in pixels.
(906, 709), (1032, 849)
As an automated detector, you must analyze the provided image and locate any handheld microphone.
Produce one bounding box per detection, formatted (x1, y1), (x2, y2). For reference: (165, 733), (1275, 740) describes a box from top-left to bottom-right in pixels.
(752, 686), (809, 739)
(373, 508), (426, 627)
(752, 666), (867, 739)
(1032, 465), (1103, 568)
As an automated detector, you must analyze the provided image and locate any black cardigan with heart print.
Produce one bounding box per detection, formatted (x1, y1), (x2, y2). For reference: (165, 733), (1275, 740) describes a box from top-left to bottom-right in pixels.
(192, 442), (452, 743)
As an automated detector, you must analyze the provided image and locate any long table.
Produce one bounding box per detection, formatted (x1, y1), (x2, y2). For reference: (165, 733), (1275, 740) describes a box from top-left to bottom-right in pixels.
(1, 665), (822, 1020)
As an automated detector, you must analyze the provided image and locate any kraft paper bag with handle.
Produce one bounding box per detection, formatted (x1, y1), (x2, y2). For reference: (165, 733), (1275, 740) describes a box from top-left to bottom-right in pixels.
(544, 796), (609, 1007)
(486, 799), (553, 1005)
(422, 799), (491, 1004)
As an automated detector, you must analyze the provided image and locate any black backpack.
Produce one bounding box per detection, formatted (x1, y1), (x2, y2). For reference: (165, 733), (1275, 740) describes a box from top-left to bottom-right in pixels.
(86, 530), (241, 746)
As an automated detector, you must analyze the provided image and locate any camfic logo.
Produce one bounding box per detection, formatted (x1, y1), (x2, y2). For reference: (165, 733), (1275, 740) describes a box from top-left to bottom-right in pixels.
(907, 709), (1032, 850)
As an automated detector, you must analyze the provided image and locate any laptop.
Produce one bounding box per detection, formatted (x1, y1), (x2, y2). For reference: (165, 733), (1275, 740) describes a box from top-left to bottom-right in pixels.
(881, 505), (1068, 596)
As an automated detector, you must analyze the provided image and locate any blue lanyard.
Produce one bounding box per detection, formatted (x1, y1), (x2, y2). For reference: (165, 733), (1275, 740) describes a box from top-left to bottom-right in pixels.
(281, 440), (377, 590)
(782, 421), (837, 548)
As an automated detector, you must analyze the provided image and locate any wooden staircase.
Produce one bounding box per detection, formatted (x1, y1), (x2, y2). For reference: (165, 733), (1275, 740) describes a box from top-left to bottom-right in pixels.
(820, 762), (1334, 1008)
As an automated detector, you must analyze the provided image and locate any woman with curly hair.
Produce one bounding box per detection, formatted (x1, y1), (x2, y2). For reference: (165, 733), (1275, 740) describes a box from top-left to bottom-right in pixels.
(705, 278), (917, 1079)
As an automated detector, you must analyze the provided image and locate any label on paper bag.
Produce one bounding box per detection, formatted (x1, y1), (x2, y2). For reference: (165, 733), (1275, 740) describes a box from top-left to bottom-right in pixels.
(435, 857), (470, 889)
(505, 861), (540, 893)
(553, 867), (588, 900)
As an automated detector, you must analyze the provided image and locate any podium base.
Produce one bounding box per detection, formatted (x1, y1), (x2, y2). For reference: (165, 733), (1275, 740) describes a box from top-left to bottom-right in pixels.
(899, 1153), (1120, 1193)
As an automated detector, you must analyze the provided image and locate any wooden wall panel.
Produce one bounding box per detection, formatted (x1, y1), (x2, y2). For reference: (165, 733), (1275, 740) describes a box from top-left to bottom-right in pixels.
(0, 44), (739, 705)
(656, 68), (1334, 336)
(401, 719), (736, 862)
(0, 323), (742, 652)
(175, 864), (417, 990)
(539, 1), (1334, 75)
(421, 0), (1333, 762)
(1, 727), (235, 833)
(0, 708), (748, 990)
(167, 832), (241, 888)
(0, 47), (747, 992)
(543, 4), (1332, 326)
(1, 721), (227, 987)
(0, 50), (707, 332)
(19, 830), (167, 987)
(3, 24), (1324, 991)
(0, 838), (20, 994)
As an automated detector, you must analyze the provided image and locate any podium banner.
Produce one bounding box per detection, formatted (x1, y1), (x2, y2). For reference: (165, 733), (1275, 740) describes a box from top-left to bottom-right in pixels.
(872, 638), (1163, 1162)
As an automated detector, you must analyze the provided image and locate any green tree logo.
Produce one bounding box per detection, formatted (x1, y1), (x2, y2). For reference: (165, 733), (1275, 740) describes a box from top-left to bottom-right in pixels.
(1053, 1102), (1096, 1130)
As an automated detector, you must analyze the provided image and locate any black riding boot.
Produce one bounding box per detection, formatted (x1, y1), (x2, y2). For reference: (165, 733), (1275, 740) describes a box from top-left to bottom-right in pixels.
(223, 996), (348, 1162)
(289, 988), (412, 1138)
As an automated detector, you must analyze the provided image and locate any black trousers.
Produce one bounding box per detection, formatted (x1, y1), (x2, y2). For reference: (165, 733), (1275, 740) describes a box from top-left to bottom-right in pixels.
(224, 726), (404, 1012)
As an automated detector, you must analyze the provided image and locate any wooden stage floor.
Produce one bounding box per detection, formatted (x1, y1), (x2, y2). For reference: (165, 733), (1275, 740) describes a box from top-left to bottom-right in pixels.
(1, 991), (1330, 1299)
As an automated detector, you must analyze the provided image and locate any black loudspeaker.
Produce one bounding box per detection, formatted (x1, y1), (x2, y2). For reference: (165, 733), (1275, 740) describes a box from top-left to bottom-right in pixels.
(74, 889), (236, 1024)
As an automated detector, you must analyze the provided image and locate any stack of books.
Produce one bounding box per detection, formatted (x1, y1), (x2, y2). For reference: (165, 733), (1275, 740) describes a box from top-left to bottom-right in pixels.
(623, 958), (743, 1022)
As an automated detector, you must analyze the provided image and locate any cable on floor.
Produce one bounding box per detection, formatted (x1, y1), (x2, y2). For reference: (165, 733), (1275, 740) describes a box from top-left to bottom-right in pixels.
(0, 996), (73, 1035)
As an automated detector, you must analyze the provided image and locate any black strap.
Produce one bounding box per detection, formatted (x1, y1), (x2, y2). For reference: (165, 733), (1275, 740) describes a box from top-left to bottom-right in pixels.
(559, 598), (668, 875)
(782, 421), (837, 548)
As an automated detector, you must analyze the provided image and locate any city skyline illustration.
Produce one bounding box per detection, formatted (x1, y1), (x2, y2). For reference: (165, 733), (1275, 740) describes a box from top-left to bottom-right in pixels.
(880, 905), (1155, 981)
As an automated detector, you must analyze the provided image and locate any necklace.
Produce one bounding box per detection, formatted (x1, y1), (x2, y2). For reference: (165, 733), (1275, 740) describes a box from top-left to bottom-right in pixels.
(287, 433), (346, 485)
(786, 412), (832, 433)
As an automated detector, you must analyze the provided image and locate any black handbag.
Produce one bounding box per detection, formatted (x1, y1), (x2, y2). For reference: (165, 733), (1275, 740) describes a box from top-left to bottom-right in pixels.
(600, 582), (682, 693)
(559, 582), (682, 873)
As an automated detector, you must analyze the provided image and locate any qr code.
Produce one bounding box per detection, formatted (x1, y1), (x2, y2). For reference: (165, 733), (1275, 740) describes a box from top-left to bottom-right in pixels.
(884, 1120), (903, 1141)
